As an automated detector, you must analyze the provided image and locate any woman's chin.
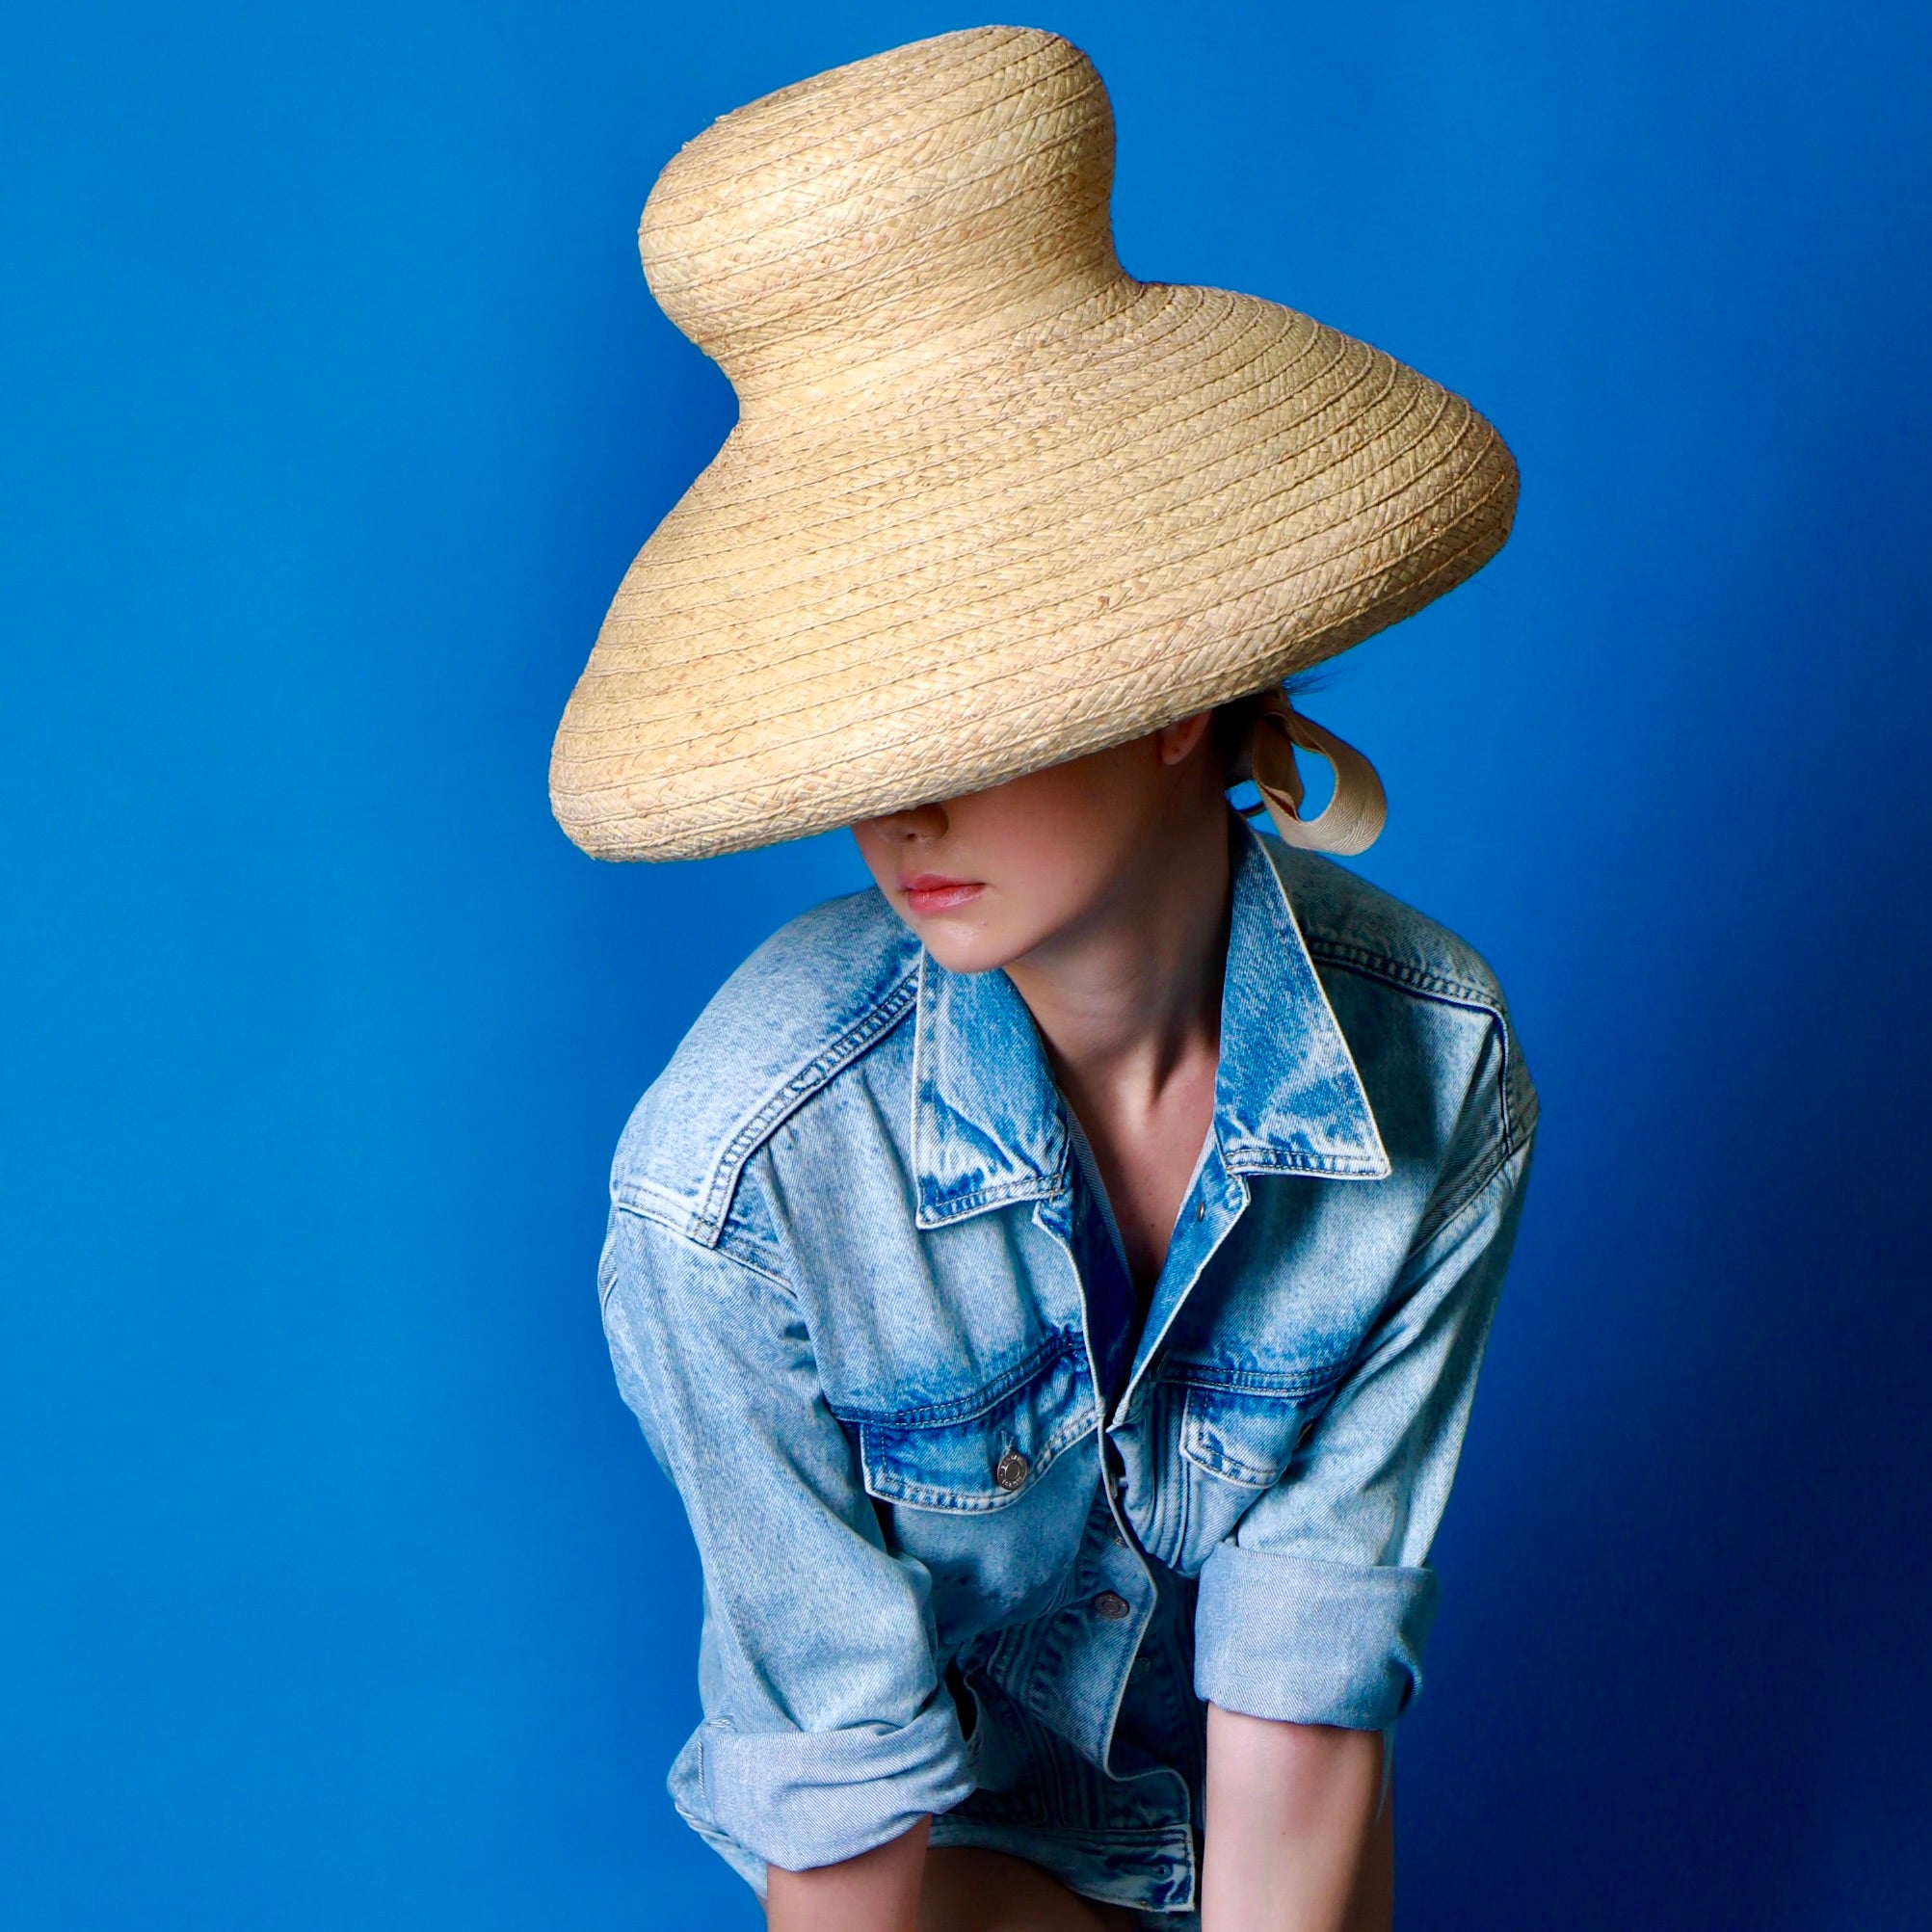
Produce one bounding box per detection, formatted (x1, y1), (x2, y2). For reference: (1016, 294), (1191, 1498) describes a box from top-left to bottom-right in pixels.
(906, 916), (1027, 978)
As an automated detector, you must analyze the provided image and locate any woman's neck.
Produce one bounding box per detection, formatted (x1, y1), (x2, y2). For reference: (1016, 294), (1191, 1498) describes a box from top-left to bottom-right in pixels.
(1005, 805), (1235, 1161)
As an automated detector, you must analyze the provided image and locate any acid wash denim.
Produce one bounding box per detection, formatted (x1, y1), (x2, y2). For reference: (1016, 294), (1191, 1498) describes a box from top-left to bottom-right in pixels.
(598, 828), (1537, 1921)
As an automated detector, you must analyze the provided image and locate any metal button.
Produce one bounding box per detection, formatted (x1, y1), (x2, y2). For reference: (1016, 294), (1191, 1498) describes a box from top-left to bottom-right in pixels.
(993, 1448), (1029, 1493)
(1093, 1590), (1132, 1622)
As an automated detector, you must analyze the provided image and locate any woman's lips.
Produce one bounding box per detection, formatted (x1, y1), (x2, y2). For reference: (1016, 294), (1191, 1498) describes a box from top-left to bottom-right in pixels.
(900, 873), (984, 915)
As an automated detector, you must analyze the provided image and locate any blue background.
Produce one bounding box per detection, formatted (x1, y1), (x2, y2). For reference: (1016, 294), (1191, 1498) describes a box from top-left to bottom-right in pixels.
(5, 3), (1928, 1926)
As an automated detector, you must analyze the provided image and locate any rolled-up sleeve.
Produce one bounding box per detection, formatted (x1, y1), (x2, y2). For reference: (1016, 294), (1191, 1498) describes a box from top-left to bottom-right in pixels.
(1194, 1134), (1534, 1730)
(599, 1204), (973, 1871)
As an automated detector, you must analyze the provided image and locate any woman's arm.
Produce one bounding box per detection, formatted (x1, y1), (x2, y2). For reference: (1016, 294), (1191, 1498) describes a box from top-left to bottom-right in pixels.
(599, 1207), (974, 1874)
(765, 1817), (930, 1932)
(1203, 1707), (1391, 1932)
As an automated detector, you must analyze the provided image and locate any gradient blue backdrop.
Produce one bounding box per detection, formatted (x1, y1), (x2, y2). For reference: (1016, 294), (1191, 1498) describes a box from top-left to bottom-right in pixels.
(5, 4), (1928, 1926)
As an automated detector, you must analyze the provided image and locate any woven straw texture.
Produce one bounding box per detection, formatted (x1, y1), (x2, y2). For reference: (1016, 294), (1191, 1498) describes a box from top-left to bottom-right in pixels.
(550, 26), (1518, 860)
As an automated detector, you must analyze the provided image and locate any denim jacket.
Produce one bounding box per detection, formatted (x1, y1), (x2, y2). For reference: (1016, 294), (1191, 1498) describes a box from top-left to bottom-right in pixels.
(598, 828), (1536, 1916)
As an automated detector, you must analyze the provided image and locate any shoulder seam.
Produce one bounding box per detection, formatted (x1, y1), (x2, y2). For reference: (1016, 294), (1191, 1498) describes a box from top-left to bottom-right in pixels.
(1419, 1091), (1540, 1240)
(688, 964), (920, 1243)
(1411, 1120), (1537, 1257)
(603, 1201), (799, 1305)
(1303, 937), (1501, 1013)
(1306, 941), (1523, 1156)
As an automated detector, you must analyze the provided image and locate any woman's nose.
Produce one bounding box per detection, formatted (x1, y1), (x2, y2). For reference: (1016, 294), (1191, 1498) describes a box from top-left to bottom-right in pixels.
(874, 802), (949, 841)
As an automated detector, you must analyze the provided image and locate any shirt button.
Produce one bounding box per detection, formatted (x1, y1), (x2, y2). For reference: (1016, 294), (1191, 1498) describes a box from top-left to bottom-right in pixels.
(993, 1448), (1029, 1492)
(1093, 1591), (1132, 1622)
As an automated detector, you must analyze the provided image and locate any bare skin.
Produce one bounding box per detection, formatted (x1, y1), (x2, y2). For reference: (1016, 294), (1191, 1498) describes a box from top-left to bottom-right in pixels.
(763, 718), (1391, 1932)
(1204, 1708), (1391, 1932)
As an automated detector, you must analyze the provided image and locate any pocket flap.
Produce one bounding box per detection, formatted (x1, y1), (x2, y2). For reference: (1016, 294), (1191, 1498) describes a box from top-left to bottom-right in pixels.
(1178, 1374), (1338, 1489)
(851, 1338), (1096, 1513)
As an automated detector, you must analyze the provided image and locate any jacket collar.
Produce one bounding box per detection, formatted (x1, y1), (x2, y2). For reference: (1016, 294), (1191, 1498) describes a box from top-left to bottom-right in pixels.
(910, 826), (1388, 1228)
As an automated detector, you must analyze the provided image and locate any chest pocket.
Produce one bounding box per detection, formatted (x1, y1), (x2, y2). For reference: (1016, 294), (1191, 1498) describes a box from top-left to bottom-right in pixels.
(1174, 1363), (1349, 1490)
(840, 1336), (1096, 1514)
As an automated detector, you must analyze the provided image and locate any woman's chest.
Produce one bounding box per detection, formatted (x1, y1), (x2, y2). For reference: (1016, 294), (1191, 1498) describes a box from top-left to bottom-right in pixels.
(797, 1177), (1412, 1620)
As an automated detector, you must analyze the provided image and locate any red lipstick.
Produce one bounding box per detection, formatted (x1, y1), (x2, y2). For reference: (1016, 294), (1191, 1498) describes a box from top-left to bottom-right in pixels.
(900, 872), (984, 916)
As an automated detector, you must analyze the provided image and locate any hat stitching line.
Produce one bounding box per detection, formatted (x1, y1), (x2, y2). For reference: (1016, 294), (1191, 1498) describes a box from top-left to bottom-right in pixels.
(651, 119), (1108, 326)
(672, 217), (1120, 378)
(647, 55), (1104, 268)
(640, 360), (1435, 622)
(563, 520), (1510, 852)
(762, 299), (1315, 440)
(563, 450), (1505, 792)
(742, 275), (1156, 421)
(651, 47), (1100, 238)
(568, 521), (1507, 823)
(673, 27), (1069, 180)
(684, 31), (1087, 161)
(696, 276), (1293, 452)
(663, 198), (1261, 412)
(583, 351), (1429, 677)
(712, 291), (1331, 499)
(648, 304), (1360, 538)
(596, 321), (1373, 614)
(660, 30), (1055, 177)
(702, 281), (1279, 475)
(576, 453), (1483, 749)
(738, 28), (1058, 143)
(743, 278), (1285, 422)
(575, 421), (1490, 748)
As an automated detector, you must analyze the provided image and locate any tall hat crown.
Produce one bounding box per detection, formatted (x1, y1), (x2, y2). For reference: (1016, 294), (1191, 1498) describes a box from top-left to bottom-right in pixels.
(639, 28), (1123, 401)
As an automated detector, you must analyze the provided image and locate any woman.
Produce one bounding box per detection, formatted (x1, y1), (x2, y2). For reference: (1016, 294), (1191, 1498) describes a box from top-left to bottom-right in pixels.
(551, 28), (1534, 1932)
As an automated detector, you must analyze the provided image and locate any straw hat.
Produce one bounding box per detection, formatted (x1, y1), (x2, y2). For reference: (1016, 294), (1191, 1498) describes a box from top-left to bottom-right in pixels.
(550, 25), (1516, 861)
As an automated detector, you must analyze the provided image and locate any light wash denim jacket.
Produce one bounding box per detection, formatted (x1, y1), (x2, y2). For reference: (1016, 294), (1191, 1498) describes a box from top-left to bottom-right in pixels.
(598, 828), (1536, 1918)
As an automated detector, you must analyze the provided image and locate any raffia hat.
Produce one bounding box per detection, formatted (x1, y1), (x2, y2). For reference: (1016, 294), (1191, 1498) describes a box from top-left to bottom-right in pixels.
(550, 25), (1517, 861)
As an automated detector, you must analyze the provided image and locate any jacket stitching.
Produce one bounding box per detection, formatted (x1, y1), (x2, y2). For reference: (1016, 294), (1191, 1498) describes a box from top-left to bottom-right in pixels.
(855, 1412), (1099, 1514)
(911, 948), (1074, 1223)
(1169, 1385), (1194, 1559)
(1416, 1095), (1539, 1243)
(1302, 937), (1501, 1010)
(917, 1164), (1070, 1222)
(826, 1331), (1087, 1430)
(1220, 1149), (1390, 1178)
(1253, 847), (1389, 1178)
(1405, 1130), (1535, 1270)
(603, 1204), (799, 1306)
(1158, 1360), (1348, 1399)
(692, 968), (920, 1241)
(1304, 943), (1522, 1153)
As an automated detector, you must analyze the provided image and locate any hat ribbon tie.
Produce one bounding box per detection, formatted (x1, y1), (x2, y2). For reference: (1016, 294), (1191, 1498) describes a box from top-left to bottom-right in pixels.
(1243, 689), (1388, 857)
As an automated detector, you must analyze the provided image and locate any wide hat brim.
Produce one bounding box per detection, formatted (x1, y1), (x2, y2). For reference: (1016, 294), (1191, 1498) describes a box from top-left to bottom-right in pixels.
(550, 29), (1518, 861)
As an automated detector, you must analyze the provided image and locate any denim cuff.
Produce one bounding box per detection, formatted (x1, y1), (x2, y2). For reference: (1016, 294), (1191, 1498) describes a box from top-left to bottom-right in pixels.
(698, 1696), (976, 1872)
(1194, 1545), (1442, 1730)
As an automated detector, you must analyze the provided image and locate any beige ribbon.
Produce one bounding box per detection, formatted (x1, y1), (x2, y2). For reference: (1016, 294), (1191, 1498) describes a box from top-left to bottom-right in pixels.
(1242, 689), (1388, 857)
